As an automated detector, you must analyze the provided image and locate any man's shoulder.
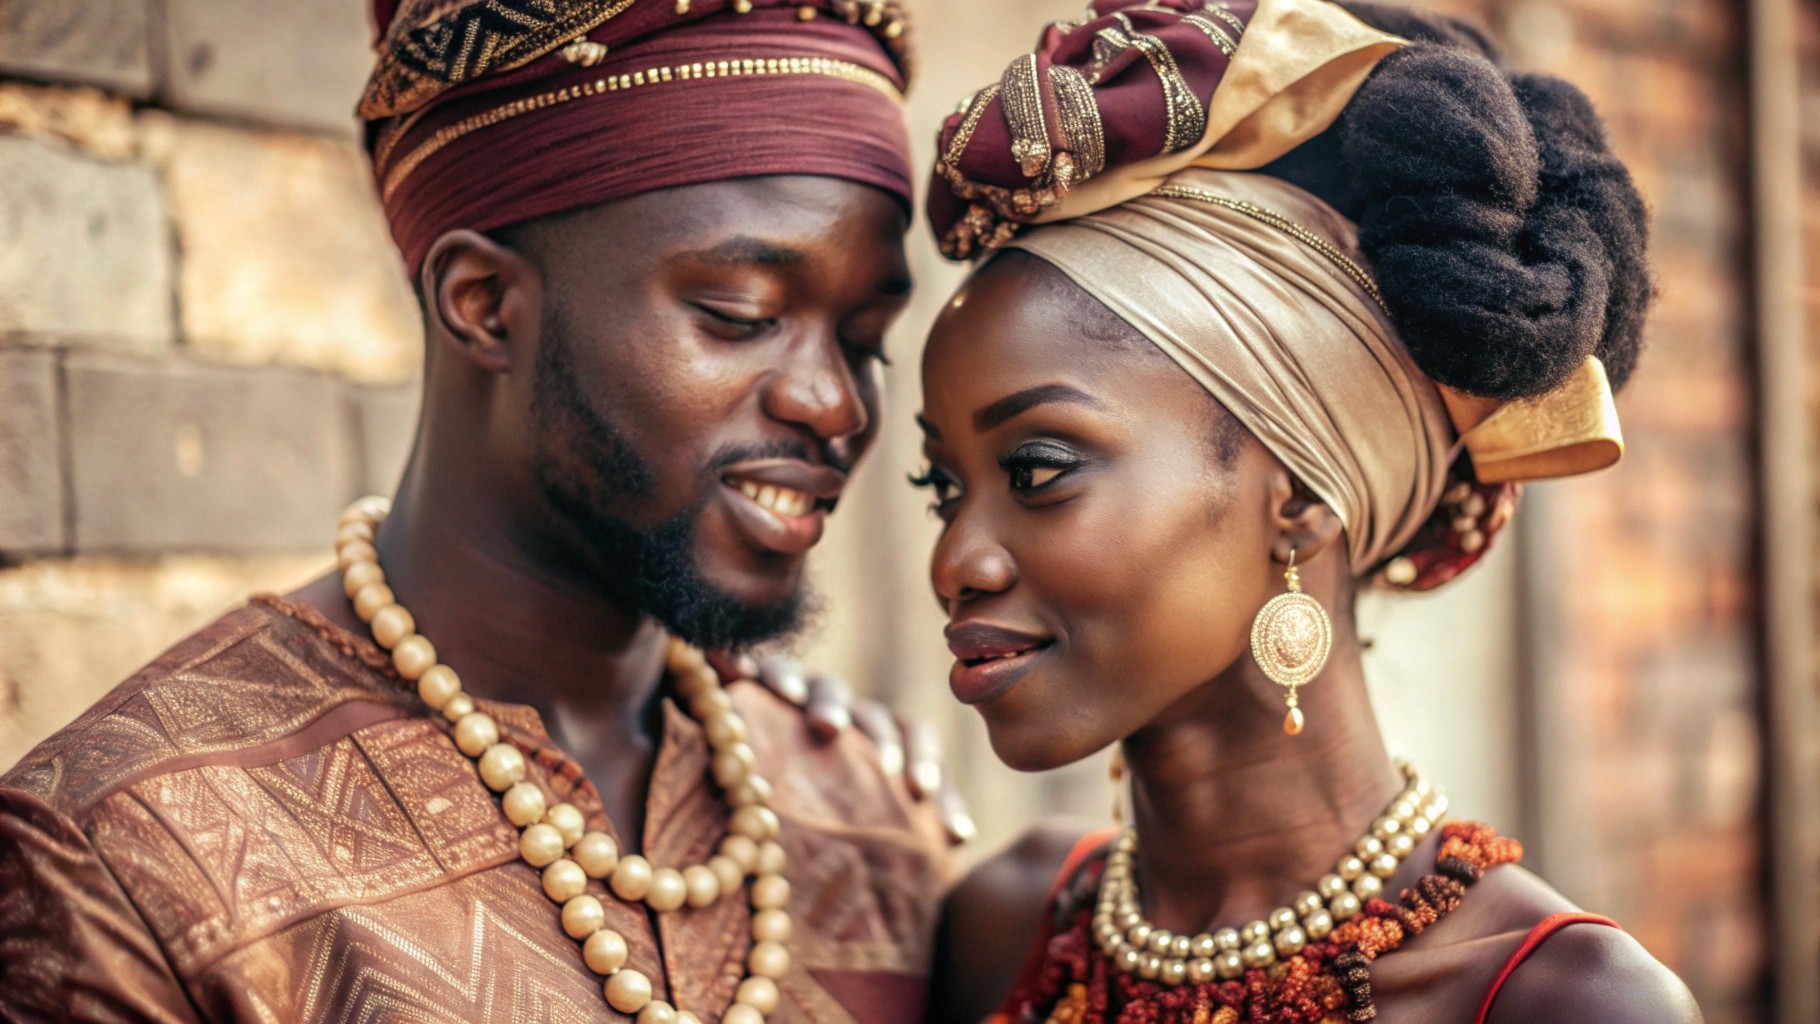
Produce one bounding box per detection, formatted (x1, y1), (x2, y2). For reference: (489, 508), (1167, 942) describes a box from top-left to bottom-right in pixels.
(1, 597), (415, 817)
(730, 680), (950, 860)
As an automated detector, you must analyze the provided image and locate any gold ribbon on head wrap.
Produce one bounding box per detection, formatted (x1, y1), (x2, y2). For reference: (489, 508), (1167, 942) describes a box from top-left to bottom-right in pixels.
(1032, 0), (1406, 227)
(1006, 168), (1453, 570)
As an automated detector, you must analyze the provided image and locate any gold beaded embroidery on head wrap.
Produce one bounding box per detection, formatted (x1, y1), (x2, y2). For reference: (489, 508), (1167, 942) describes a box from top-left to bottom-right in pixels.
(1093, 13), (1206, 154)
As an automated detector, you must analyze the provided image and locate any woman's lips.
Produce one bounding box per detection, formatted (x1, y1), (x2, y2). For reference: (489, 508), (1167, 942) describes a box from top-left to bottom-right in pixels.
(945, 621), (1054, 706)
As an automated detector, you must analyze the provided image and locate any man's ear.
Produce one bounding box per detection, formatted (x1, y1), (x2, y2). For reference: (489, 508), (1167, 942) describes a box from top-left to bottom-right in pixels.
(1262, 464), (1346, 567)
(420, 229), (541, 374)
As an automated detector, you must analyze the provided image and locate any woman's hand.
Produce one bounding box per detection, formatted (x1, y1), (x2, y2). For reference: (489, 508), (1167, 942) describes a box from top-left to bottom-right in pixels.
(706, 651), (977, 846)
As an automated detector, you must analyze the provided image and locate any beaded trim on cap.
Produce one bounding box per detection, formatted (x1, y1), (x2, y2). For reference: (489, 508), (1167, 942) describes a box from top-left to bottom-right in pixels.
(361, 0), (912, 121)
(375, 53), (901, 202)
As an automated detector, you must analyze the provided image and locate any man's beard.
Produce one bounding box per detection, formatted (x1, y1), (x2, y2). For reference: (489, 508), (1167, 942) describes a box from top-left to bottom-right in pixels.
(528, 310), (810, 649)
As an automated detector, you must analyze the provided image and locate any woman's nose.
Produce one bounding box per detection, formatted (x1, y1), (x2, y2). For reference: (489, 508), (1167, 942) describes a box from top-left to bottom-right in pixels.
(931, 522), (1018, 609)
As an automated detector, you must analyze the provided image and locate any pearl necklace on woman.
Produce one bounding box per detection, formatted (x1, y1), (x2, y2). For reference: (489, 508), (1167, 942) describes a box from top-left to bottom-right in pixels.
(334, 496), (791, 1024)
(1093, 760), (1446, 986)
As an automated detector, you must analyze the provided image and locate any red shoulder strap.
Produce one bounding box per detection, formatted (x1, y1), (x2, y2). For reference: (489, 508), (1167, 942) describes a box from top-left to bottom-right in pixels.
(1051, 828), (1120, 902)
(1474, 912), (1621, 1024)
(992, 828), (1120, 1021)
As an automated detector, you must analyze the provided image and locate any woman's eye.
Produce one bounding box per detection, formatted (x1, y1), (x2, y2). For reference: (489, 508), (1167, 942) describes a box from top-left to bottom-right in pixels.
(908, 465), (962, 509)
(1001, 442), (1082, 495)
(1010, 465), (1064, 490)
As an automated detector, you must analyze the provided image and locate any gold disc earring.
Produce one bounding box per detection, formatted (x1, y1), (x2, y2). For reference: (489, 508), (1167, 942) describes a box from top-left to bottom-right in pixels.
(1250, 547), (1332, 736)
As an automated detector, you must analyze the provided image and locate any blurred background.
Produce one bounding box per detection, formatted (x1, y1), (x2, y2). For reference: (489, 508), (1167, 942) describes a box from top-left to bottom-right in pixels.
(0, 1), (1814, 1021)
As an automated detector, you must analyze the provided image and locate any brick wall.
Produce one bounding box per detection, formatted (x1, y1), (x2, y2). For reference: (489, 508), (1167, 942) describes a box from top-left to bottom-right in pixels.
(1423, 2), (1772, 1021)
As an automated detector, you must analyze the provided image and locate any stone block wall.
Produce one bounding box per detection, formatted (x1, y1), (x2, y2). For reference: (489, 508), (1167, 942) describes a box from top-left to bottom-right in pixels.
(0, 2), (419, 766)
(0, 0), (1112, 849)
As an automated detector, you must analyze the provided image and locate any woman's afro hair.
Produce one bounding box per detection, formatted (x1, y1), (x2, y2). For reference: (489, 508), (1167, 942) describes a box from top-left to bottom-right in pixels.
(1258, 3), (1651, 399)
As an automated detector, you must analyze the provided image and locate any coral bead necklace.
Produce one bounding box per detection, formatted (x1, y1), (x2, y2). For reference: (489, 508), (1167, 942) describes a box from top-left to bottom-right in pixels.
(997, 764), (1526, 1023)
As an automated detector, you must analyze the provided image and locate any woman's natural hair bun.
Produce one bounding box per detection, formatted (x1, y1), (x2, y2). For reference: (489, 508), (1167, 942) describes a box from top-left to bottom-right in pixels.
(1263, 5), (1650, 401)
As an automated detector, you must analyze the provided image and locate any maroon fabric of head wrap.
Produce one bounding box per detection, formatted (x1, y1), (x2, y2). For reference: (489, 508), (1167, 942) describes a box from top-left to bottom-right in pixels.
(927, 0), (1259, 257)
(364, 1), (913, 278)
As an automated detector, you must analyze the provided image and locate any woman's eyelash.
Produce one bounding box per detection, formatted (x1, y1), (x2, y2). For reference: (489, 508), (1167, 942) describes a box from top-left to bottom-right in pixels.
(908, 466), (962, 515)
(999, 444), (1083, 491)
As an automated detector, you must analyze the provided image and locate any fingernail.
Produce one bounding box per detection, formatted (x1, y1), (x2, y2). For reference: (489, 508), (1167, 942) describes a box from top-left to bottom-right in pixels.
(911, 759), (941, 797)
(775, 674), (809, 705)
(736, 654), (760, 679)
(947, 810), (978, 845)
(808, 707), (848, 740)
(877, 743), (905, 779)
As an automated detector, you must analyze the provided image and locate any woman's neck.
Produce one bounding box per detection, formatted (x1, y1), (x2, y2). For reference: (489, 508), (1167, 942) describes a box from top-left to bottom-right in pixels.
(1120, 639), (1404, 936)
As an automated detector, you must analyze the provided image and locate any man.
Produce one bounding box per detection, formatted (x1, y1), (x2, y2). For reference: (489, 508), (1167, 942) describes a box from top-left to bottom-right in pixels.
(0, 2), (959, 1021)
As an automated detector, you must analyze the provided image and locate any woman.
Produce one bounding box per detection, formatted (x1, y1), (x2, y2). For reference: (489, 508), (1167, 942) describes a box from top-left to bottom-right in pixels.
(912, 1), (1700, 1022)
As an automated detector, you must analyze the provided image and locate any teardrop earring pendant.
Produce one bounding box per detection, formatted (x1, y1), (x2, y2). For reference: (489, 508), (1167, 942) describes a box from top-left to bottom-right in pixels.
(1110, 746), (1127, 825)
(1249, 547), (1332, 735)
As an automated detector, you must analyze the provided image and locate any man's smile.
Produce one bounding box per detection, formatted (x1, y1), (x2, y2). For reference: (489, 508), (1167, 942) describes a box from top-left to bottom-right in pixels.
(716, 459), (847, 557)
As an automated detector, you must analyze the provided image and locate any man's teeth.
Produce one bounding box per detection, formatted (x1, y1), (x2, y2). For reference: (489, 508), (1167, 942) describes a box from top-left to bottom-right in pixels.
(736, 481), (815, 518)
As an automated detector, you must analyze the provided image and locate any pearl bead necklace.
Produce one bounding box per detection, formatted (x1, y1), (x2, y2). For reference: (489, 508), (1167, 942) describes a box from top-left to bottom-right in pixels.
(1093, 761), (1447, 986)
(336, 497), (792, 1024)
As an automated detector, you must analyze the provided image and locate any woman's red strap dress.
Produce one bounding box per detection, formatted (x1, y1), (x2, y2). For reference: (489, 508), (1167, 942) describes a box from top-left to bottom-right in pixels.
(993, 831), (1621, 1024)
(1474, 912), (1621, 1024)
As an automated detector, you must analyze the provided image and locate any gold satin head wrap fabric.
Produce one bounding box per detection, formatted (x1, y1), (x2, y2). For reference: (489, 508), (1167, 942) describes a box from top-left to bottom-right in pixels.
(1004, 168), (1453, 570)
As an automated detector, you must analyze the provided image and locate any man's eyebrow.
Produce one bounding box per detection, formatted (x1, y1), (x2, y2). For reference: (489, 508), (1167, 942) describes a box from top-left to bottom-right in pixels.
(681, 237), (805, 267)
(974, 384), (1102, 432)
(915, 414), (941, 440)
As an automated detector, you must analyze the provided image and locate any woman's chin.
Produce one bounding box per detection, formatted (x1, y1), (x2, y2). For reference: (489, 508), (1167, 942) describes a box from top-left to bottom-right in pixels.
(983, 715), (1099, 774)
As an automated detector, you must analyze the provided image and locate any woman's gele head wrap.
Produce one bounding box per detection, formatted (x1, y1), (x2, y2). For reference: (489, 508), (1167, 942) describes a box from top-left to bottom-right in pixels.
(928, 0), (1625, 580)
(362, 0), (915, 276)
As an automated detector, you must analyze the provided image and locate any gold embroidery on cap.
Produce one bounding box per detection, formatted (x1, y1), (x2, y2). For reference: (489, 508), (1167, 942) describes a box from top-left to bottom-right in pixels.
(362, 0), (639, 120)
(381, 54), (901, 202)
(561, 37), (609, 67)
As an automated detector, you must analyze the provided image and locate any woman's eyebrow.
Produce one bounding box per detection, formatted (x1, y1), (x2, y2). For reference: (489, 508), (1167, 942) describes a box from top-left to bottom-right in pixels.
(973, 384), (1101, 432)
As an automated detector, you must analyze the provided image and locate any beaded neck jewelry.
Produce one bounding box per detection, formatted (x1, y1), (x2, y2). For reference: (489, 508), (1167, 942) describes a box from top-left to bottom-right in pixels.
(1093, 762), (1445, 987)
(1000, 764), (1527, 1024)
(334, 496), (789, 1024)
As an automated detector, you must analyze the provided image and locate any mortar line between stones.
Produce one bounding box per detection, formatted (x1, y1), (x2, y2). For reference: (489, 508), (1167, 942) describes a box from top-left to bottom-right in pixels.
(53, 349), (75, 556)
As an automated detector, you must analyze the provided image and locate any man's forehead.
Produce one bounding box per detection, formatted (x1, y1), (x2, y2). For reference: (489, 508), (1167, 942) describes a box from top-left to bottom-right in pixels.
(603, 175), (908, 236)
